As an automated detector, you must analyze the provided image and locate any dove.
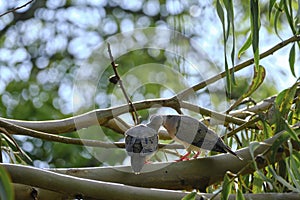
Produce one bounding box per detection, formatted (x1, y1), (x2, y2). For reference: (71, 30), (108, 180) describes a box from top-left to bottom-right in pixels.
(151, 115), (243, 160)
(125, 116), (163, 174)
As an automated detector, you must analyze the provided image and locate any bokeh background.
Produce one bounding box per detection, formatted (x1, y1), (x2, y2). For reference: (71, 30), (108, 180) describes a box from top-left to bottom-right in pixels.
(0, 0), (298, 168)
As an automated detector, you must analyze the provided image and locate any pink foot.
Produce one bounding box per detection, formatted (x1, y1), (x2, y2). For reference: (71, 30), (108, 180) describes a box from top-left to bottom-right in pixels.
(192, 151), (200, 159)
(176, 152), (191, 162)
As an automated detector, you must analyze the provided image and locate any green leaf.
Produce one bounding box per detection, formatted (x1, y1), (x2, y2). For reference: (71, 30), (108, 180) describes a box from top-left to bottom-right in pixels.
(238, 34), (252, 58)
(274, 1), (284, 39)
(271, 129), (300, 163)
(181, 192), (197, 200)
(250, 0), (260, 69)
(216, 0), (232, 95)
(269, 0), (277, 19)
(242, 65), (265, 96)
(269, 165), (300, 192)
(283, 120), (300, 142)
(224, 0), (236, 72)
(289, 44), (296, 77)
(227, 65), (265, 112)
(253, 173), (263, 193)
(290, 154), (300, 188)
(287, 141), (300, 189)
(283, 0), (296, 34)
(275, 81), (298, 117)
(236, 188), (245, 200)
(0, 166), (14, 200)
(221, 173), (233, 200)
(216, 0), (225, 28)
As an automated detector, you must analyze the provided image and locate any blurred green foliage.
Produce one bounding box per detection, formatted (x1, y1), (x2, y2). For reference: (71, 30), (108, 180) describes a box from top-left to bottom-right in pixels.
(0, 0), (299, 197)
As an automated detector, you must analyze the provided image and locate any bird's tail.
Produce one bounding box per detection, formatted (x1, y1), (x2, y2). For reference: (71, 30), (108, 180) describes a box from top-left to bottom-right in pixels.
(224, 145), (243, 160)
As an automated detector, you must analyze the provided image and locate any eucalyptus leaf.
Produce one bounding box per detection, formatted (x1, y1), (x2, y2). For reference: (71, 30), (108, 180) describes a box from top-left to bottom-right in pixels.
(221, 173), (232, 200)
(288, 44), (296, 77)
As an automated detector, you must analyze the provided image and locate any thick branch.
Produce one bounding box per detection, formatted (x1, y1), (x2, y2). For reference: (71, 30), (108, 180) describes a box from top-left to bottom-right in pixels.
(0, 119), (182, 149)
(0, 97), (256, 137)
(2, 164), (192, 200)
(13, 183), (300, 200)
(49, 129), (299, 191)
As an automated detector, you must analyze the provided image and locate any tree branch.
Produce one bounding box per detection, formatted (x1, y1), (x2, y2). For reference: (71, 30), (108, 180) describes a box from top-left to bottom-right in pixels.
(176, 35), (300, 100)
(107, 43), (140, 125)
(3, 164), (193, 200)
(48, 128), (299, 191)
(0, 118), (182, 149)
(0, 97), (255, 136)
(0, 0), (34, 18)
(12, 183), (300, 200)
(0, 36), (299, 140)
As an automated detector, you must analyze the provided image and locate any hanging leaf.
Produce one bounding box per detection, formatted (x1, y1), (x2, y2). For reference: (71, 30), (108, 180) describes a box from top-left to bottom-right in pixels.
(216, 0), (225, 29)
(238, 33), (252, 58)
(274, 1), (284, 40)
(236, 188), (245, 200)
(286, 141), (300, 189)
(221, 173), (233, 200)
(227, 65), (265, 112)
(253, 173), (264, 193)
(283, 120), (300, 143)
(0, 166), (14, 200)
(283, 0), (296, 34)
(250, 0), (260, 69)
(275, 81), (298, 117)
(269, 165), (300, 192)
(216, 0), (233, 95)
(288, 44), (296, 77)
(224, 0), (236, 83)
(270, 128), (300, 164)
(269, 0), (277, 19)
(289, 154), (300, 188)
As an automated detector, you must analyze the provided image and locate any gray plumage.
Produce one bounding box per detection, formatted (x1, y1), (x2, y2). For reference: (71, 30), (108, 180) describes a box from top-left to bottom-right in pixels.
(125, 116), (162, 174)
(161, 115), (243, 160)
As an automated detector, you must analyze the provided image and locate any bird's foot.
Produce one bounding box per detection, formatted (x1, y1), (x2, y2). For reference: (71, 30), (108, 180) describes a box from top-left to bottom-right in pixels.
(176, 152), (191, 162)
(192, 151), (200, 159)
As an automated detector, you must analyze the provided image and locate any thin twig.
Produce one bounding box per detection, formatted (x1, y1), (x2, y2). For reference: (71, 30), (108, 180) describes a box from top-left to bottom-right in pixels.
(0, 127), (31, 162)
(176, 35), (300, 100)
(223, 117), (261, 139)
(0, 0), (34, 18)
(180, 101), (256, 128)
(0, 118), (182, 149)
(107, 43), (140, 125)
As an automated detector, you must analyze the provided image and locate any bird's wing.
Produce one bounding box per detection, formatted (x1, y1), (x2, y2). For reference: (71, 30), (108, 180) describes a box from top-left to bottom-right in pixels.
(125, 125), (158, 156)
(124, 123), (160, 173)
(162, 115), (243, 160)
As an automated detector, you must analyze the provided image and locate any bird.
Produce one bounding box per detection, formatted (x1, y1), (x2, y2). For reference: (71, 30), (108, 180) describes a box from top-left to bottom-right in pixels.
(125, 116), (163, 174)
(151, 114), (243, 160)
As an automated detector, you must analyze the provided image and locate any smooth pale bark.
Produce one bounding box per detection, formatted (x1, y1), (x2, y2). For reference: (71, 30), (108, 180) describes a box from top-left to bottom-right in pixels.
(50, 131), (288, 191)
(12, 183), (300, 200)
